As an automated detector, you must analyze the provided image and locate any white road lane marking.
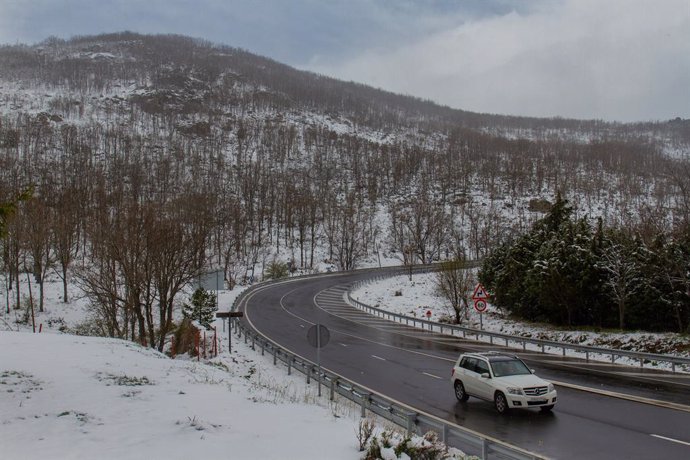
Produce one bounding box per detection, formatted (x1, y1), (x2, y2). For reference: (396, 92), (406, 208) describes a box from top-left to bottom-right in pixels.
(339, 343), (348, 347)
(371, 355), (386, 361)
(651, 434), (690, 447)
(423, 372), (443, 380)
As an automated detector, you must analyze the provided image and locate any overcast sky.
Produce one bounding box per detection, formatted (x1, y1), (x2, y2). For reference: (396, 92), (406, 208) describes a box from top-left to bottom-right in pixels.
(1, 0), (688, 122)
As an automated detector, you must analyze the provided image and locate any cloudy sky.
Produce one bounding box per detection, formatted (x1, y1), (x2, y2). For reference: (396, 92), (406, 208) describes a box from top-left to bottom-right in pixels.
(1, 0), (688, 122)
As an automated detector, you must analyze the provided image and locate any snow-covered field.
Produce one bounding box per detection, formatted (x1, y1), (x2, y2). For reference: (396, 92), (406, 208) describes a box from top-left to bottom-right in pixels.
(3, 327), (392, 460)
(1, 273), (467, 460)
(350, 272), (690, 371)
(0, 329), (371, 459)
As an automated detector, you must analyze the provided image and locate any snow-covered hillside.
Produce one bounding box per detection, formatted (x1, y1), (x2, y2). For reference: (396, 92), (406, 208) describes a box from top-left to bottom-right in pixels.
(0, 330), (369, 460)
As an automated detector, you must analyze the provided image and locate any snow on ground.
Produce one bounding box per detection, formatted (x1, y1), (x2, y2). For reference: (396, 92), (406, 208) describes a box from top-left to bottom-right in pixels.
(1, 275), (469, 460)
(2, 277), (363, 460)
(1, 327), (375, 460)
(350, 272), (690, 372)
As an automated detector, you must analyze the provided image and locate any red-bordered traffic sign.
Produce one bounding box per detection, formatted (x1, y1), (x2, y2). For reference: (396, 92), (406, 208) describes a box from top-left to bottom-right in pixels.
(474, 299), (487, 312)
(426, 310), (432, 319)
(472, 283), (489, 300)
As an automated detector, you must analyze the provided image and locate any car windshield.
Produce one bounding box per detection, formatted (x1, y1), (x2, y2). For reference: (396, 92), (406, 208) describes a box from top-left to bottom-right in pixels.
(490, 359), (531, 377)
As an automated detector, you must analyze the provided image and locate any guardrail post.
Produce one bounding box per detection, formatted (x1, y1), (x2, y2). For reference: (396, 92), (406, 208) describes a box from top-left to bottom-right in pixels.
(273, 348), (277, 365)
(405, 412), (416, 436)
(251, 334), (255, 351)
(361, 393), (370, 418)
(523, 341), (526, 351)
(442, 424), (448, 444)
(330, 378), (338, 401)
(586, 351), (589, 362)
(307, 365), (312, 384)
(481, 438), (488, 460)
(288, 356), (292, 375)
(611, 354), (616, 364)
(672, 363), (676, 373)
(261, 339), (265, 356)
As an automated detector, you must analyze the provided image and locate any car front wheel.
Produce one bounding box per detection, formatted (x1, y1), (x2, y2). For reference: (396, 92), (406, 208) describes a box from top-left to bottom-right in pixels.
(454, 381), (469, 402)
(494, 391), (509, 414)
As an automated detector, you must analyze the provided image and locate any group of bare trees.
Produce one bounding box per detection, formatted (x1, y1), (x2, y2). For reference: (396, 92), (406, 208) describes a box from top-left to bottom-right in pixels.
(1, 33), (689, 344)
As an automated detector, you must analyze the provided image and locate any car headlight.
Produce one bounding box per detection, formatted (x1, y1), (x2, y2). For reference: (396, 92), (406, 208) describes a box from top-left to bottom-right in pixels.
(507, 387), (523, 396)
(548, 383), (555, 393)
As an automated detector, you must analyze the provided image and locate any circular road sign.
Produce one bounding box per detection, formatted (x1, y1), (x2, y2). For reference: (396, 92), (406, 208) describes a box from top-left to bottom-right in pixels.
(474, 299), (487, 313)
(307, 324), (330, 348)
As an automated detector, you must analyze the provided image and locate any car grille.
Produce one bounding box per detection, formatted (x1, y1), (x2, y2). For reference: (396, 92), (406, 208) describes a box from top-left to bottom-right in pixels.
(524, 386), (548, 396)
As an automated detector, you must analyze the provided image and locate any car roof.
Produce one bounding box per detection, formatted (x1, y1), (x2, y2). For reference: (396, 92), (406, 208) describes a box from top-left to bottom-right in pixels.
(461, 351), (520, 362)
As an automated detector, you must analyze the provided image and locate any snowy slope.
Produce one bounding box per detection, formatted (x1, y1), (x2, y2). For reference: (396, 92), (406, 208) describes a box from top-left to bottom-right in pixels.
(0, 330), (365, 460)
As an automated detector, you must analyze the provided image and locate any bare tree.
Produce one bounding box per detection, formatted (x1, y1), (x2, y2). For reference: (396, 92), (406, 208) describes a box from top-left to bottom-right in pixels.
(24, 197), (53, 312)
(435, 257), (475, 324)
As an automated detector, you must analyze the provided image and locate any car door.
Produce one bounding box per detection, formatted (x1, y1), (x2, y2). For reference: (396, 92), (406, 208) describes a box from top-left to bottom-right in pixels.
(473, 359), (494, 400)
(459, 357), (480, 396)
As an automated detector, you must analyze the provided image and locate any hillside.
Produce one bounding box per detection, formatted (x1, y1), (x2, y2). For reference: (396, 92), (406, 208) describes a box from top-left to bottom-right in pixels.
(0, 330), (365, 459)
(0, 33), (689, 344)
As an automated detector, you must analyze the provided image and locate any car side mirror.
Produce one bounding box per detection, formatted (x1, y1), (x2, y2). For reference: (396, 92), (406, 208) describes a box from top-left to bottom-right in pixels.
(481, 372), (490, 379)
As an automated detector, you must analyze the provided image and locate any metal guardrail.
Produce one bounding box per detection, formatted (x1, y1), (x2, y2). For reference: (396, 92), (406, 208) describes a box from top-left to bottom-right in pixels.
(347, 275), (690, 374)
(230, 269), (545, 460)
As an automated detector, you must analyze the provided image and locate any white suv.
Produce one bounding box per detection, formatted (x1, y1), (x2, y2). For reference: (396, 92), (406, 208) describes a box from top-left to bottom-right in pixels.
(451, 352), (557, 414)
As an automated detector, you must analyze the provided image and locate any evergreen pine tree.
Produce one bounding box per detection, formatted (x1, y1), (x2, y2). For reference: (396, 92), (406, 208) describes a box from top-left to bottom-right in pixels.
(182, 288), (218, 329)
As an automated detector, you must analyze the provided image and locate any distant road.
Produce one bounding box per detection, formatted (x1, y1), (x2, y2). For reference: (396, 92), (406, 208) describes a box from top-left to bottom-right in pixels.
(238, 268), (690, 459)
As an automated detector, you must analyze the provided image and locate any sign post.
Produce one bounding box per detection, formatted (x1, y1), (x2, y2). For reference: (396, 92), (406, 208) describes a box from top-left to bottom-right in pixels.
(307, 324), (330, 397)
(216, 311), (243, 354)
(472, 283), (490, 330)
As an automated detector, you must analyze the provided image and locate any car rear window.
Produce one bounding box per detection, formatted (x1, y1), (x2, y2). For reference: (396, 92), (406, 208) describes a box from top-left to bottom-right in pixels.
(460, 357), (477, 372)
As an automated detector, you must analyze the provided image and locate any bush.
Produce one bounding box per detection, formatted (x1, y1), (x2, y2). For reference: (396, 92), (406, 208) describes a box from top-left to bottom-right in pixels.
(173, 318), (199, 357)
(265, 260), (289, 280)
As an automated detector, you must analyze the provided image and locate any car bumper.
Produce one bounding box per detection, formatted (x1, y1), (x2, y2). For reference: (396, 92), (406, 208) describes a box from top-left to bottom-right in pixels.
(508, 391), (557, 408)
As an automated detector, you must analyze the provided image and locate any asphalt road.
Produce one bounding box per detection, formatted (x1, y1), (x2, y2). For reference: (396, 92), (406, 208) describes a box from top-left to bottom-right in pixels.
(237, 270), (690, 460)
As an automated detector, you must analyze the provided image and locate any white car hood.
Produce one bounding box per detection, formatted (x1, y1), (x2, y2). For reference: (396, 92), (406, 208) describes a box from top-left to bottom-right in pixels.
(495, 374), (549, 388)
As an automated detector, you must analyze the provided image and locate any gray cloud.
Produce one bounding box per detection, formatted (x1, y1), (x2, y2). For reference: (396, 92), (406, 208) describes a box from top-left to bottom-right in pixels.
(306, 0), (690, 122)
(0, 0), (687, 121)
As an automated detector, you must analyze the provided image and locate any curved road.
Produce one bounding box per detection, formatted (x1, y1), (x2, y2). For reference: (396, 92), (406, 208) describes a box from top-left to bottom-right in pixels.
(237, 269), (690, 459)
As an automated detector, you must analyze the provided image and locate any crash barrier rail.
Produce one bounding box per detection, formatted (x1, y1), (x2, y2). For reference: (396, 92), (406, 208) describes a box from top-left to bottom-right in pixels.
(347, 275), (690, 374)
(228, 315), (543, 460)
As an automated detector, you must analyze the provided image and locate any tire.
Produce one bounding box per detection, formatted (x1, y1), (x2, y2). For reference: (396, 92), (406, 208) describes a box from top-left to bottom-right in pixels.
(494, 391), (509, 414)
(454, 381), (469, 402)
(540, 405), (554, 413)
